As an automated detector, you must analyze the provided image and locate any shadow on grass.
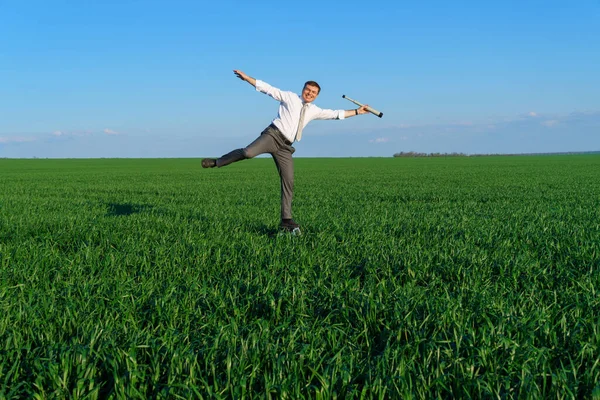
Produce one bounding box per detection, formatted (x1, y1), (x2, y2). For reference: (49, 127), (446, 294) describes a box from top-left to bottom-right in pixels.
(106, 202), (153, 217)
(246, 223), (282, 238)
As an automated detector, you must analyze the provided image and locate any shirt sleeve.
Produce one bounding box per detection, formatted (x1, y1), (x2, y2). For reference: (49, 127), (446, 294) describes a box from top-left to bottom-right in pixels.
(255, 80), (289, 103)
(312, 106), (346, 120)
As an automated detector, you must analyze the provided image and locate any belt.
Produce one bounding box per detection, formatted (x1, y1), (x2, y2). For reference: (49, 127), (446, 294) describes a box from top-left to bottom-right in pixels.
(269, 123), (293, 146)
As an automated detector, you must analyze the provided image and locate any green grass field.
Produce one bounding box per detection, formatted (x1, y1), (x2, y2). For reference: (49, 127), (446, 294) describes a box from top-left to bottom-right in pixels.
(1, 156), (599, 398)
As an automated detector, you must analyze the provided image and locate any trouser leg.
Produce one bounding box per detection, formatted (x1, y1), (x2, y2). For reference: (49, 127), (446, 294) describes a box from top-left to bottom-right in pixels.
(272, 146), (295, 220)
(216, 148), (245, 167)
(216, 129), (277, 167)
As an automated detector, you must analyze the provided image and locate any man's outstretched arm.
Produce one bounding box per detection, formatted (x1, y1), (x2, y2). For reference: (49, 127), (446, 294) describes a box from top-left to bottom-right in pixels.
(234, 70), (290, 103)
(233, 70), (256, 87)
(343, 105), (370, 118)
(315, 104), (371, 120)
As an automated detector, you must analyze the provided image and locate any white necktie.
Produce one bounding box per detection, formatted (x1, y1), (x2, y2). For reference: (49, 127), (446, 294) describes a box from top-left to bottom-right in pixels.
(295, 103), (309, 142)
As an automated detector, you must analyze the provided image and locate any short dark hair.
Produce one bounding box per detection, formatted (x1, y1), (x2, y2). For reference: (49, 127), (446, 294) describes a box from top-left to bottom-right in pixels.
(304, 81), (321, 93)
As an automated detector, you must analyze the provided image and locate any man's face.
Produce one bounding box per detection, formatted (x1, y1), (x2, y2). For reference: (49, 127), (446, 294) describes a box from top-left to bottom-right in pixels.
(302, 84), (319, 103)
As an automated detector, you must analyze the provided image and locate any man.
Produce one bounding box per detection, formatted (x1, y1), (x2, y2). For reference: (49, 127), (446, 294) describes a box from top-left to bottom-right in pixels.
(202, 70), (370, 233)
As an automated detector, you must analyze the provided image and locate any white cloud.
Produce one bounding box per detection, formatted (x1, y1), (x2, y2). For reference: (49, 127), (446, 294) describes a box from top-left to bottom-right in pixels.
(0, 136), (36, 144)
(528, 111), (538, 117)
(542, 120), (559, 127)
(369, 137), (389, 144)
(51, 130), (93, 138)
(104, 128), (119, 135)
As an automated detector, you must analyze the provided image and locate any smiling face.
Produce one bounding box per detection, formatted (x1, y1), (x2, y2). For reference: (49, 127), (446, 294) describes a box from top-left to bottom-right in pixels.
(301, 83), (320, 103)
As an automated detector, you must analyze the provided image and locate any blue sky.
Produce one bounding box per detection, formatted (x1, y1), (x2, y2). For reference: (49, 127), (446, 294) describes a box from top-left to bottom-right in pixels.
(1, 0), (599, 158)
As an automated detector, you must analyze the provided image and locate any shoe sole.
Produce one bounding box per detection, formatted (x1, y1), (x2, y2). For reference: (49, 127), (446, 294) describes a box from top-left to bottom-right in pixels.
(202, 159), (216, 168)
(279, 227), (301, 236)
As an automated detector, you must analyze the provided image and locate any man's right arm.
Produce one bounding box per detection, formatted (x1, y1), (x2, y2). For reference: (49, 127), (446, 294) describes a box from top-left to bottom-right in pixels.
(233, 70), (256, 87)
(234, 69), (288, 102)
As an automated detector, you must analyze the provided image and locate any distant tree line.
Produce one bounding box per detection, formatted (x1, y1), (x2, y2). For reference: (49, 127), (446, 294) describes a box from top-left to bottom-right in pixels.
(393, 151), (467, 157)
(393, 151), (600, 158)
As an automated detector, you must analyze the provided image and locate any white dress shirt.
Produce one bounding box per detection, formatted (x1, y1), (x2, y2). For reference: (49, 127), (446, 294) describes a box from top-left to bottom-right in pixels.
(255, 80), (346, 143)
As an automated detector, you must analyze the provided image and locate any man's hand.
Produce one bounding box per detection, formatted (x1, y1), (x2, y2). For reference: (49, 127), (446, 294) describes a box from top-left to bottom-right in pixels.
(357, 105), (370, 115)
(345, 104), (370, 118)
(233, 70), (256, 87)
(233, 70), (247, 80)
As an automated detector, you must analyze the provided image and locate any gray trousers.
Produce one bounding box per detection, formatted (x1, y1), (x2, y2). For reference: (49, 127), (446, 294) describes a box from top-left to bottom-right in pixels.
(216, 124), (296, 220)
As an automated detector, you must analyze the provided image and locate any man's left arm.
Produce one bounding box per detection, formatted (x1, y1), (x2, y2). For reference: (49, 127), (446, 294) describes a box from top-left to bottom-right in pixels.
(344, 104), (370, 118)
(315, 104), (371, 120)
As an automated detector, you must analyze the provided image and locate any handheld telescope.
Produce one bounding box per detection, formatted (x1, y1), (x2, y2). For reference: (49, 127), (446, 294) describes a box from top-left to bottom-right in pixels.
(342, 95), (383, 118)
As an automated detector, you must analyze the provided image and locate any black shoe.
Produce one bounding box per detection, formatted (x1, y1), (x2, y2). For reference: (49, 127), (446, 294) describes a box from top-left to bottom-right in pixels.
(202, 158), (217, 168)
(280, 219), (301, 234)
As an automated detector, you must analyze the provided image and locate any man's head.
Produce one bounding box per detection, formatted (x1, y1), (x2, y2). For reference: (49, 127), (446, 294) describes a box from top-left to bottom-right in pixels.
(302, 81), (320, 103)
